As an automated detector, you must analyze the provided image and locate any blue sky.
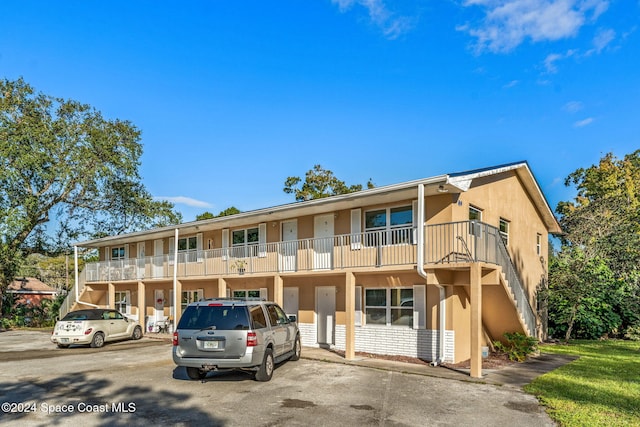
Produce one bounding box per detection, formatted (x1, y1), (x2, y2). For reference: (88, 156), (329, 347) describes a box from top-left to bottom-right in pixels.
(2, 1), (638, 222)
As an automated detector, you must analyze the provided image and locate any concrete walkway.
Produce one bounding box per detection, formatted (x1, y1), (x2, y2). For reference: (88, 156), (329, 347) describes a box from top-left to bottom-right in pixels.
(300, 346), (578, 388)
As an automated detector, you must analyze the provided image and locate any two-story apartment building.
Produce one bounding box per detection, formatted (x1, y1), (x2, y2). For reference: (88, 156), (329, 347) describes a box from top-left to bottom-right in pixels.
(65, 161), (561, 377)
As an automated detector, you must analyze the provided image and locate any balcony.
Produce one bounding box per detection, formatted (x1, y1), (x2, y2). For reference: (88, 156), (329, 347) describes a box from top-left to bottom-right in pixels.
(85, 221), (509, 280)
(80, 221), (536, 336)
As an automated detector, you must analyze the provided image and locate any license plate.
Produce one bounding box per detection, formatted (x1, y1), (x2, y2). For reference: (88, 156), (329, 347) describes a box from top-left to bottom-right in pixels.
(203, 341), (219, 349)
(60, 338), (69, 343)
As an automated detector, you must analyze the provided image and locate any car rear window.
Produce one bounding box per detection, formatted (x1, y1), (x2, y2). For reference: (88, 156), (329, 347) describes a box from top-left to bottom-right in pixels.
(178, 305), (251, 330)
(62, 310), (102, 321)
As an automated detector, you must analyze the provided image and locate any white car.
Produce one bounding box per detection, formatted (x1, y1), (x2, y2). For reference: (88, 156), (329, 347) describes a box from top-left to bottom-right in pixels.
(51, 309), (143, 348)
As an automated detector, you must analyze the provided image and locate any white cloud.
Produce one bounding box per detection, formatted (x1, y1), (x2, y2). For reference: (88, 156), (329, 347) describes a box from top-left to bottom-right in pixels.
(589, 27), (615, 54)
(563, 100), (583, 113)
(574, 117), (594, 127)
(460, 0), (610, 53)
(503, 79), (520, 88)
(154, 196), (212, 208)
(543, 49), (576, 73)
(331, 0), (414, 40)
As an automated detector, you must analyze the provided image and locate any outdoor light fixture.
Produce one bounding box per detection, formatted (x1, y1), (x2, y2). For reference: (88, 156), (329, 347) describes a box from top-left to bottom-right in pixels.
(438, 185), (448, 193)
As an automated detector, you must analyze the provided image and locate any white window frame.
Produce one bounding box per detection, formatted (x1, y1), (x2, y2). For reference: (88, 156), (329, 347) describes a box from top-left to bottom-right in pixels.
(232, 288), (268, 300)
(181, 288), (204, 311)
(468, 205), (483, 237)
(363, 287), (414, 327)
(536, 233), (542, 256)
(499, 218), (510, 246)
(111, 246), (126, 261)
(231, 227), (260, 258)
(114, 290), (131, 314)
(364, 204), (414, 246)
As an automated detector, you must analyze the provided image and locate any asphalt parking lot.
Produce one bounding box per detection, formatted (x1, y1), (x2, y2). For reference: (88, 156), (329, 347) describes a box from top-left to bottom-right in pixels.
(0, 330), (555, 426)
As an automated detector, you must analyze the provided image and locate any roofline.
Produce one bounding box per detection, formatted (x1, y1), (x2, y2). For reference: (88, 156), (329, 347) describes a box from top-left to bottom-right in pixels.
(74, 174), (448, 246)
(73, 161), (562, 246)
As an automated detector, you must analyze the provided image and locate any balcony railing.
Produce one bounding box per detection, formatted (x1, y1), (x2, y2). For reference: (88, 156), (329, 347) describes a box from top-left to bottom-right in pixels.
(82, 221), (536, 336)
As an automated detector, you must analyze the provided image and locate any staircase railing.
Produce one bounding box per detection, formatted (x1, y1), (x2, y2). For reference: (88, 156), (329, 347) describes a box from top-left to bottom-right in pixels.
(425, 221), (537, 337)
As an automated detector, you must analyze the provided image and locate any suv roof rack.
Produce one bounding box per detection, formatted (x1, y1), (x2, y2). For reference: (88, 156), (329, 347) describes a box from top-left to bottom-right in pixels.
(199, 297), (266, 302)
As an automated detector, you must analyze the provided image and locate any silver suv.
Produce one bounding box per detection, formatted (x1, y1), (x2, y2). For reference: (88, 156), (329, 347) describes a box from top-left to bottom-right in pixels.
(172, 298), (301, 381)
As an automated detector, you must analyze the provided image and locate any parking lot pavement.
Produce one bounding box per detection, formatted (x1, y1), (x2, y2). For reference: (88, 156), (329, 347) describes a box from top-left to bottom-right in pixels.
(0, 330), (555, 426)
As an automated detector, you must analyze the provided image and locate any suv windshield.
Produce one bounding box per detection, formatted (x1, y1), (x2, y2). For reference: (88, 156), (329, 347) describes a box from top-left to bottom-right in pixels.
(178, 305), (251, 330)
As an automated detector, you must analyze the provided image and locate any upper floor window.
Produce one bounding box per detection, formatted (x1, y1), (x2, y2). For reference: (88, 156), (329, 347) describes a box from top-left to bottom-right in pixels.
(111, 246), (126, 260)
(364, 205), (413, 245)
(536, 233), (542, 256)
(468, 206), (483, 236)
(499, 218), (510, 246)
(178, 237), (197, 252)
(232, 227), (259, 257)
(469, 206), (482, 221)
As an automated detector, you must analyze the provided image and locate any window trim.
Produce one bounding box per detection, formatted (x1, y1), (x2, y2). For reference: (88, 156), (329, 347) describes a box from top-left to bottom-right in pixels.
(363, 204), (414, 246)
(363, 287), (414, 327)
(499, 218), (510, 246)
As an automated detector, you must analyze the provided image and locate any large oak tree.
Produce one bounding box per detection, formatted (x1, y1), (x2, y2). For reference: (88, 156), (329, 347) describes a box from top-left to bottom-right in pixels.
(0, 78), (181, 310)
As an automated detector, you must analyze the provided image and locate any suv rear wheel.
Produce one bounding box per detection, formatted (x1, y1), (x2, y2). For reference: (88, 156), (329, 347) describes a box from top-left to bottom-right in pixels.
(255, 348), (274, 382)
(186, 367), (207, 380)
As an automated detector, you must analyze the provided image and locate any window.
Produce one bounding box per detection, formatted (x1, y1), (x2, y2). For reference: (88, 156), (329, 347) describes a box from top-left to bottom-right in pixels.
(181, 289), (204, 311)
(468, 206), (482, 236)
(364, 288), (413, 327)
(499, 218), (510, 246)
(233, 290), (261, 299)
(364, 205), (413, 246)
(232, 227), (259, 257)
(111, 246), (126, 260)
(114, 291), (131, 314)
(178, 236), (198, 262)
(250, 306), (268, 329)
(536, 233), (542, 256)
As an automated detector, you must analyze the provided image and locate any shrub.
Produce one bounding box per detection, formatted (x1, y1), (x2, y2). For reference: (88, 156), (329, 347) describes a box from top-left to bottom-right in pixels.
(494, 332), (538, 362)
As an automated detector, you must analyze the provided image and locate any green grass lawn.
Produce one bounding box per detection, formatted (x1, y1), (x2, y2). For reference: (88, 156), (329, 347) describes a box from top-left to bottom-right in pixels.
(524, 340), (640, 426)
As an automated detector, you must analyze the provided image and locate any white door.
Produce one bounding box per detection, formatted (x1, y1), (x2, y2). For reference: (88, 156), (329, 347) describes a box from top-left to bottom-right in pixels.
(314, 214), (334, 270)
(280, 220), (297, 272)
(137, 242), (146, 279)
(153, 239), (163, 278)
(316, 286), (335, 346)
(154, 289), (165, 323)
(283, 287), (299, 319)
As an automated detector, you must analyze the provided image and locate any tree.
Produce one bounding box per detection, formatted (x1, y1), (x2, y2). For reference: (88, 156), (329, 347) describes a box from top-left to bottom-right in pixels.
(283, 164), (374, 201)
(196, 206), (241, 221)
(550, 150), (640, 339)
(0, 78), (181, 313)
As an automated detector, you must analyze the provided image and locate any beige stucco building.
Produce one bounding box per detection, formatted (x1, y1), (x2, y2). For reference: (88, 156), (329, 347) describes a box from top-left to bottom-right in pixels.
(65, 161), (561, 377)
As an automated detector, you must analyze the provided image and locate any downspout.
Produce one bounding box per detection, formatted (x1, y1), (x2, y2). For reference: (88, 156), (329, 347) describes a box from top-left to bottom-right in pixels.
(173, 228), (179, 325)
(416, 184), (446, 366)
(74, 245), (99, 308)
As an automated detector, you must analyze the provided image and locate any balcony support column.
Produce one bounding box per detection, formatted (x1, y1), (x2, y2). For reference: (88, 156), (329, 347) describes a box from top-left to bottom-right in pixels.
(174, 279), (182, 325)
(218, 278), (227, 298)
(108, 282), (115, 309)
(470, 262), (483, 378)
(137, 281), (145, 328)
(345, 270), (356, 360)
(274, 275), (283, 306)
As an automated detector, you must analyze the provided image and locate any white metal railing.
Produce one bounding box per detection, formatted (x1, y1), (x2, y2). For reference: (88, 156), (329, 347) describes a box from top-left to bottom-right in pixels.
(80, 221), (535, 336)
(425, 221), (537, 337)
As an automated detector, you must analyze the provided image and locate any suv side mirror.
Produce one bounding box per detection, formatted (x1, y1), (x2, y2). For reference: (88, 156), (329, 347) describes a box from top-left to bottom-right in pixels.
(288, 315), (297, 323)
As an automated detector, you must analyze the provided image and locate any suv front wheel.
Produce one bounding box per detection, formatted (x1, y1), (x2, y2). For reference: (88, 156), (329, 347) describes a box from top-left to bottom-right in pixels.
(255, 348), (274, 382)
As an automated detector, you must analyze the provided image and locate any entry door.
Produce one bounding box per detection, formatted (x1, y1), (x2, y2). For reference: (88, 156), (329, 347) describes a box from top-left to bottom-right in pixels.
(283, 287), (299, 319)
(314, 214), (334, 270)
(280, 220), (297, 272)
(154, 289), (165, 322)
(153, 239), (163, 278)
(316, 286), (336, 346)
(137, 242), (146, 279)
